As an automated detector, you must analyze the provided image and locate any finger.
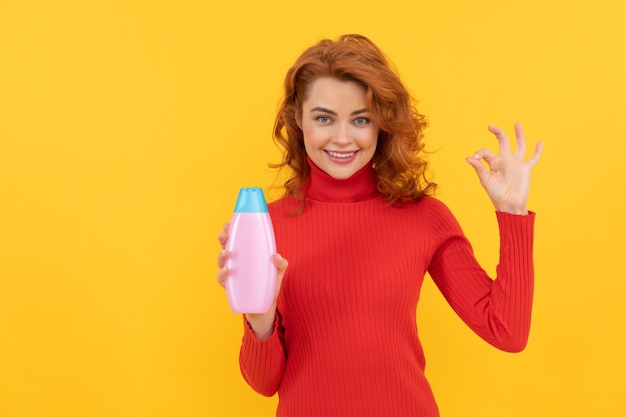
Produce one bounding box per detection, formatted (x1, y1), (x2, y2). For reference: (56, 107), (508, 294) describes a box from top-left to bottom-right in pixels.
(472, 148), (497, 165)
(218, 231), (228, 249)
(527, 141), (543, 167)
(465, 156), (490, 187)
(217, 249), (229, 269)
(514, 123), (527, 157)
(218, 222), (230, 249)
(216, 267), (229, 288)
(488, 124), (511, 155)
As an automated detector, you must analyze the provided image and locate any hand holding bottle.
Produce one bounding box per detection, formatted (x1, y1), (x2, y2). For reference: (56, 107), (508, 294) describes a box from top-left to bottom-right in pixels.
(217, 222), (288, 340)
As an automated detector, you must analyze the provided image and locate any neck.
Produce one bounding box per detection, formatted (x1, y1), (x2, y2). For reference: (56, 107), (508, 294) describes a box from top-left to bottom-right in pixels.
(301, 157), (378, 203)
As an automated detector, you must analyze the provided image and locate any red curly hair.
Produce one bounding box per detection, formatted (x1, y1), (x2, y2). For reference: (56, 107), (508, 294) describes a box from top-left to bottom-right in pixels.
(272, 34), (436, 208)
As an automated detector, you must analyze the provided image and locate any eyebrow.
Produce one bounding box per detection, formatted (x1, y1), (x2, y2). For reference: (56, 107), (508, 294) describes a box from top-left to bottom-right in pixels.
(309, 107), (369, 116)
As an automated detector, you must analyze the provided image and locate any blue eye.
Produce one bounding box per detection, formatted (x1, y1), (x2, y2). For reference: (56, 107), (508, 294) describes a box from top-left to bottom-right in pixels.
(316, 116), (332, 123)
(353, 117), (369, 125)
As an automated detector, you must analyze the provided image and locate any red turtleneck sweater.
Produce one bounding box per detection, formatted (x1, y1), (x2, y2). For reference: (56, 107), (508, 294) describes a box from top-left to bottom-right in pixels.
(239, 161), (535, 417)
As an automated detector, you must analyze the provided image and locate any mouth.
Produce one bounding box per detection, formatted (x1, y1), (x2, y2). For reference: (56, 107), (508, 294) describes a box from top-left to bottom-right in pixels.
(325, 150), (358, 159)
(324, 150), (359, 165)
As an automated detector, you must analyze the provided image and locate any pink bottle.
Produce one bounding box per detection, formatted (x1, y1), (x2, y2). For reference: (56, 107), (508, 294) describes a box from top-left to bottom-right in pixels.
(225, 188), (277, 314)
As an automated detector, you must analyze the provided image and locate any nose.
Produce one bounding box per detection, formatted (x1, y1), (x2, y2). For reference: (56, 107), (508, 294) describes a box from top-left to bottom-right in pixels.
(332, 122), (352, 146)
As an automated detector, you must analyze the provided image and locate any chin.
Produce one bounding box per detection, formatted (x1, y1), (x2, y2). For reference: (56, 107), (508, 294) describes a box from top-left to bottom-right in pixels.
(327, 167), (359, 180)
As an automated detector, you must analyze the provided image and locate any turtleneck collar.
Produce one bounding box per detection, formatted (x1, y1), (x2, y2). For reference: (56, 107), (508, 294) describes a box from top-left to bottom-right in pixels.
(301, 156), (379, 203)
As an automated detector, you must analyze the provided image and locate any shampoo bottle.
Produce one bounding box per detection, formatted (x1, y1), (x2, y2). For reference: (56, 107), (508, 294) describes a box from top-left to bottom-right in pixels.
(225, 188), (277, 314)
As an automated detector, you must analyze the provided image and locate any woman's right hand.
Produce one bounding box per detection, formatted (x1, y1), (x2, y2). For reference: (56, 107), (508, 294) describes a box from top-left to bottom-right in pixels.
(216, 222), (288, 341)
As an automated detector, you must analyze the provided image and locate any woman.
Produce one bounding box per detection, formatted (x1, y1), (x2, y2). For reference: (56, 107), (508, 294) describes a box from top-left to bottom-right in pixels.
(216, 34), (542, 417)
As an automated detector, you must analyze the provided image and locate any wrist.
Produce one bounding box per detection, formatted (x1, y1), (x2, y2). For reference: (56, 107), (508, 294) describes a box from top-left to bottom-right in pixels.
(245, 311), (276, 341)
(495, 206), (528, 215)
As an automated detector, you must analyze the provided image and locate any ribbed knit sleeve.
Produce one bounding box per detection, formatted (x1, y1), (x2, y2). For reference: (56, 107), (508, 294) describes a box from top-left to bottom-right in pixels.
(239, 314), (286, 396)
(427, 200), (535, 352)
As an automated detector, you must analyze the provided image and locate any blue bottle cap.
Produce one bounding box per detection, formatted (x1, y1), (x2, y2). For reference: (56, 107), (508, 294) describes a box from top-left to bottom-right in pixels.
(233, 188), (269, 213)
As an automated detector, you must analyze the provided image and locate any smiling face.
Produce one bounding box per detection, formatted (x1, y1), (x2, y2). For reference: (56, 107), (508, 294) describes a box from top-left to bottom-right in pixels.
(298, 77), (379, 180)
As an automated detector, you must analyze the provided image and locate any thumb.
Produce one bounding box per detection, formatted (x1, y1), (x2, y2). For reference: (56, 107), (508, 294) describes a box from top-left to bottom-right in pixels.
(274, 253), (288, 274)
(272, 253), (288, 300)
(273, 253), (288, 289)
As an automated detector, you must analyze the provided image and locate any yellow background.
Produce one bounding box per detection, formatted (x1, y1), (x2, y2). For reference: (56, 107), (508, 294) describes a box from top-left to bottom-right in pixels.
(1, 0), (624, 416)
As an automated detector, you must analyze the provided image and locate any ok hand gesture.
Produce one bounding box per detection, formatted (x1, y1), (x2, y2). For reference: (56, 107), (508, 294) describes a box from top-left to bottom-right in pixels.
(466, 123), (543, 215)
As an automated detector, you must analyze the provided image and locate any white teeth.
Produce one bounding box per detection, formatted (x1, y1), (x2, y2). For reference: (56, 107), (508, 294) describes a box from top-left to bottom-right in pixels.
(327, 151), (356, 159)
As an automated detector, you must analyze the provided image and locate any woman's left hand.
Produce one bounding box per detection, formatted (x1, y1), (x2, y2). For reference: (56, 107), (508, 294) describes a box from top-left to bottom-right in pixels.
(466, 123), (543, 215)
